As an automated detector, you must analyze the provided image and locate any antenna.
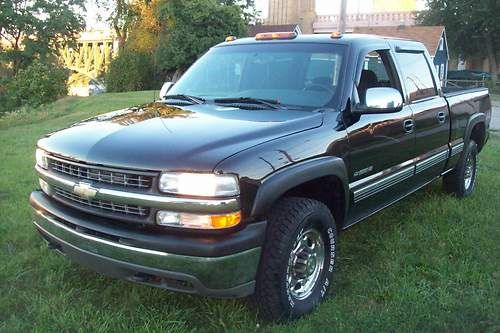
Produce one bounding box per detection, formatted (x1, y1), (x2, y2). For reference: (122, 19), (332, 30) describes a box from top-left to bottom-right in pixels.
(153, 22), (159, 102)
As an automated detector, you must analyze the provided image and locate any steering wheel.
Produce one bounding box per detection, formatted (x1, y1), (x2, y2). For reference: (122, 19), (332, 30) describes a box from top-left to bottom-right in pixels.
(303, 82), (333, 93)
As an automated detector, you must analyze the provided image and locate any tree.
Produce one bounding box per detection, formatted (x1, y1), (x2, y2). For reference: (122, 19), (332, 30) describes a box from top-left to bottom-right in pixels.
(220, 0), (260, 23)
(125, 0), (162, 53)
(418, 0), (500, 85)
(0, 60), (68, 113)
(0, 0), (85, 75)
(106, 51), (155, 92)
(156, 0), (247, 79)
(107, 0), (136, 52)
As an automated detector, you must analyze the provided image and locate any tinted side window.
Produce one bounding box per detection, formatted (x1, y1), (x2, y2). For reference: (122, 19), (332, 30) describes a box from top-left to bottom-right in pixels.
(395, 52), (437, 102)
(357, 50), (401, 105)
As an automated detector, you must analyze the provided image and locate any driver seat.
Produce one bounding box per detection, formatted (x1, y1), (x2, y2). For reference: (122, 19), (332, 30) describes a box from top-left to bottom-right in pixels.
(357, 70), (378, 104)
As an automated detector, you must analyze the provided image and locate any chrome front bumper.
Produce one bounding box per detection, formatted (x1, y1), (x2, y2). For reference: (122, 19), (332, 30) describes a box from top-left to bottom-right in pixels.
(30, 191), (263, 297)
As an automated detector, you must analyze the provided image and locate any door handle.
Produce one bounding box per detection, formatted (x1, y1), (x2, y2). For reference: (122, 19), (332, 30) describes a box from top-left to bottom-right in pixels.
(437, 111), (446, 124)
(403, 119), (414, 133)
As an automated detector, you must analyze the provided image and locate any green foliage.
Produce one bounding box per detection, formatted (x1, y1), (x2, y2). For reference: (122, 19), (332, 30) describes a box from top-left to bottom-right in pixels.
(156, 0), (247, 74)
(0, 61), (68, 114)
(417, 0), (499, 83)
(418, 0), (500, 56)
(0, 0), (85, 75)
(220, 0), (260, 23)
(106, 51), (156, 92)
(105, 0), (248, 87)
(105, 0), (138, 51)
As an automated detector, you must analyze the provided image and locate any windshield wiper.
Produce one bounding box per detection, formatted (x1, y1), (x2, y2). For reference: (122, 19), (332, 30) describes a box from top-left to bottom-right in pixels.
(214, 97), (281, 109)
(164, 94), (205, 105)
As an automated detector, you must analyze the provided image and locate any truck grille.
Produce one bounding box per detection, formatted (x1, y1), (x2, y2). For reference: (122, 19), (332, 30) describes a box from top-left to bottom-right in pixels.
(49, 158), (153, 189)
(54, 186), (150, 217)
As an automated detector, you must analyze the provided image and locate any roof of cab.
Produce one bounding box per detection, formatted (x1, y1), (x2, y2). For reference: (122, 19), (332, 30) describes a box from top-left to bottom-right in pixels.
(217, 33), (427, 52)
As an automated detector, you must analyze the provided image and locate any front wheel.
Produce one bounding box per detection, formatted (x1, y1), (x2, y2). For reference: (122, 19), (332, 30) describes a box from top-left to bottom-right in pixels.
(443, 140), (478, 197)
(253, 197), (337, 321)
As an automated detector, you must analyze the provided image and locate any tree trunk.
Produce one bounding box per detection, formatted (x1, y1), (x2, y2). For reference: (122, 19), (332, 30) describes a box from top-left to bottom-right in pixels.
(485, 33), (498, 87)
(113, 24), (127, 53)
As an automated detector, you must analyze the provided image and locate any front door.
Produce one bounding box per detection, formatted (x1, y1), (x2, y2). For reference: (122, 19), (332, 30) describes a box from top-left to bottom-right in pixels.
(345, 49), (415, 225)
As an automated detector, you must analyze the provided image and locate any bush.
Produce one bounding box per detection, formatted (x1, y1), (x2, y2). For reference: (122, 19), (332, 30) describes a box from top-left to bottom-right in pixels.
(0, 61), (68, 114)
(106, 51), (156, 92)
(156, 0), (247, 73)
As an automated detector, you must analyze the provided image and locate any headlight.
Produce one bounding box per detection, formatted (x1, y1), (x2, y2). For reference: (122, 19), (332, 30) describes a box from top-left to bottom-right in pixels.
(158, 172), (239, 197)
(35, 148), (48, 169)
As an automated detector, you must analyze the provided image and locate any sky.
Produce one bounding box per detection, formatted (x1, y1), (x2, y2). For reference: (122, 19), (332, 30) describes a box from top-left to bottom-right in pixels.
(85, 0), (427, 29)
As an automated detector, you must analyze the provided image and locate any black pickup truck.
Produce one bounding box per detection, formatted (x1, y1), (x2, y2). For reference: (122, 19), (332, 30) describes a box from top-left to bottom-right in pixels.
(30, 32), (491, 320)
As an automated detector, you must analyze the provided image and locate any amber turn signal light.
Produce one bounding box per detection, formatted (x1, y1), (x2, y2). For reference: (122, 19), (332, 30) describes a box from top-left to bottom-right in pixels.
(330, 31), (342, 39)
(210, 211), (241, 229)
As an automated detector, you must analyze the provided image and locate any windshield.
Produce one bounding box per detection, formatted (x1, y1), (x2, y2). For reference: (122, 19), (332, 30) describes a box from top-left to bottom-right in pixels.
(168, 43), (346, 109)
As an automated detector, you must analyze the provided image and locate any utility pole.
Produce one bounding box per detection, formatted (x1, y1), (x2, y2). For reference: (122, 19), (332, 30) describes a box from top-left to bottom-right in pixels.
(338, 0), (347, 33)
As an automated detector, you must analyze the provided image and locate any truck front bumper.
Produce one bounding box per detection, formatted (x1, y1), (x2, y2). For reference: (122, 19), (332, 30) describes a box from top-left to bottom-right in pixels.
(30, 191), (265, 298)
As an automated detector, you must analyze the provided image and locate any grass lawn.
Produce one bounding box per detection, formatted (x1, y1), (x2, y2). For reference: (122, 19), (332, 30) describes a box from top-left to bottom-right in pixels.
(491, 93), (500, 102)
(1, 91), (499, 332)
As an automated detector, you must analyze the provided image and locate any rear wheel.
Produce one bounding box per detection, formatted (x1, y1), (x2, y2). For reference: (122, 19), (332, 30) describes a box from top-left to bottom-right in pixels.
(443, 140), (478, 197)
(253, 197), (337, 321)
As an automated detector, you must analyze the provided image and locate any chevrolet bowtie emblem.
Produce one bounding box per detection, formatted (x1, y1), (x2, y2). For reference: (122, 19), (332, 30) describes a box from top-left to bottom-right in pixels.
(73, 182), (98, 200)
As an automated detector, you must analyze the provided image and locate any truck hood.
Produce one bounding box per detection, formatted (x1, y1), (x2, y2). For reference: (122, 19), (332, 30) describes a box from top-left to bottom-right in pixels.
(38, 102), (324, 171)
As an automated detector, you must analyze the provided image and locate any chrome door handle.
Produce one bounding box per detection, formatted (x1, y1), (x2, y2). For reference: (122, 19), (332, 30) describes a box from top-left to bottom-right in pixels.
(437, 111), (446, 124)
(403, 119), (414, 133)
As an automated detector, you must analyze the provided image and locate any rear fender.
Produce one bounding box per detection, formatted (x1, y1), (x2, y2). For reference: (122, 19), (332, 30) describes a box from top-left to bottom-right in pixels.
(464, 113), (486, 147)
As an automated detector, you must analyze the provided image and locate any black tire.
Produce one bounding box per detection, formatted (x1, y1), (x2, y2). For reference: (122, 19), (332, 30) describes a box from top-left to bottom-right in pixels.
(443, 140), (478, 197)
(253, 197), (337, 321)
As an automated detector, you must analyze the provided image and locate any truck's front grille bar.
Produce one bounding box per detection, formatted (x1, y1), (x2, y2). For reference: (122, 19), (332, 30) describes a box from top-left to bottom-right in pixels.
(49, 158), (153, 189)
(37, 164), (240, 216)
(54, 186), (150, 217)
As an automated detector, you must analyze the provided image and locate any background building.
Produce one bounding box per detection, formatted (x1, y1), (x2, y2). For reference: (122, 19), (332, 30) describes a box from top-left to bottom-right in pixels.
(265, 0), (316, 33)
(256, 0), (449, 83)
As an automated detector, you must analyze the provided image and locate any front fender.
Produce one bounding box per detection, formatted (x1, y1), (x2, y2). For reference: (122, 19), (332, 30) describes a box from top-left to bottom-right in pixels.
(250, 156), (349, 218)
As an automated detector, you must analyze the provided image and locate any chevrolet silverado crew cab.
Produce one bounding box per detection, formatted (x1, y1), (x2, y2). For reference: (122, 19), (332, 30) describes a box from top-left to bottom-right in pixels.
(30, 32), (491, 321)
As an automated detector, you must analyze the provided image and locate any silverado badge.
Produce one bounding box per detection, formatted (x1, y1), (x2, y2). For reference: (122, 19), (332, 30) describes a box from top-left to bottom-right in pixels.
(73, 182), (98, 200)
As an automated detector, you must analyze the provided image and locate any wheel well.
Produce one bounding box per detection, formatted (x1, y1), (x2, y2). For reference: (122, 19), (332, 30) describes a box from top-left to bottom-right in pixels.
(282, 175), (345, 230)
(470, 122), (486, 152)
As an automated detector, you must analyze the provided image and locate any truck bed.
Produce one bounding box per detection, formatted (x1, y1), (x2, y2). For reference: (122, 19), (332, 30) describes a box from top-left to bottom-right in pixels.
(442, 86), (488, 97)
(442, 87), (491, 147)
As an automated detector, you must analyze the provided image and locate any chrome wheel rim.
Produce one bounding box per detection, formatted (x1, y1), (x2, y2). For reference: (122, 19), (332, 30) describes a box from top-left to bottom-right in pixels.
(464, 154), (475, 190)
(286, 227), (325, 300)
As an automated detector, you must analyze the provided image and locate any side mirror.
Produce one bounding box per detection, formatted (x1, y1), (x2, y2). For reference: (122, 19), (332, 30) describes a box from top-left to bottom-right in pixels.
(355, 87), (403, 114)
(159, 82), (174, 99)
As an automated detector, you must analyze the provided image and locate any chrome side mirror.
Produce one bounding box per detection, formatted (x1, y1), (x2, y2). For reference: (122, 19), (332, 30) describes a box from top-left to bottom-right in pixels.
(356, 87), (403, 114)
(159, 82), (174, 99)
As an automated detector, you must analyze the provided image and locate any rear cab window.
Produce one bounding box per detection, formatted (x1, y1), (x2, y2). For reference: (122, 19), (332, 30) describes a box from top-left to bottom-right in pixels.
(394, 52), (437, 102)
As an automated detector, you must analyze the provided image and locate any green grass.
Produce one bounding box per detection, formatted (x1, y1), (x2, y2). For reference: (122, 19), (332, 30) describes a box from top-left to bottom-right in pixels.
(1, 91), (499, 332)
(491, 93), (500, 102)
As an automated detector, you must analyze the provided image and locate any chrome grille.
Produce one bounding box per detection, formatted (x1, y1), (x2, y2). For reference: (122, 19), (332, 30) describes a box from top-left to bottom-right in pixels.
(54, 187), (150, 217)
(49, 158), (152, 189)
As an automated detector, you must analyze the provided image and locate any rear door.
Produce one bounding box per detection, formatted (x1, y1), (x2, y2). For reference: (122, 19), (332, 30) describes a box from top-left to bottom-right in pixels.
(393, 49), (450, 186)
